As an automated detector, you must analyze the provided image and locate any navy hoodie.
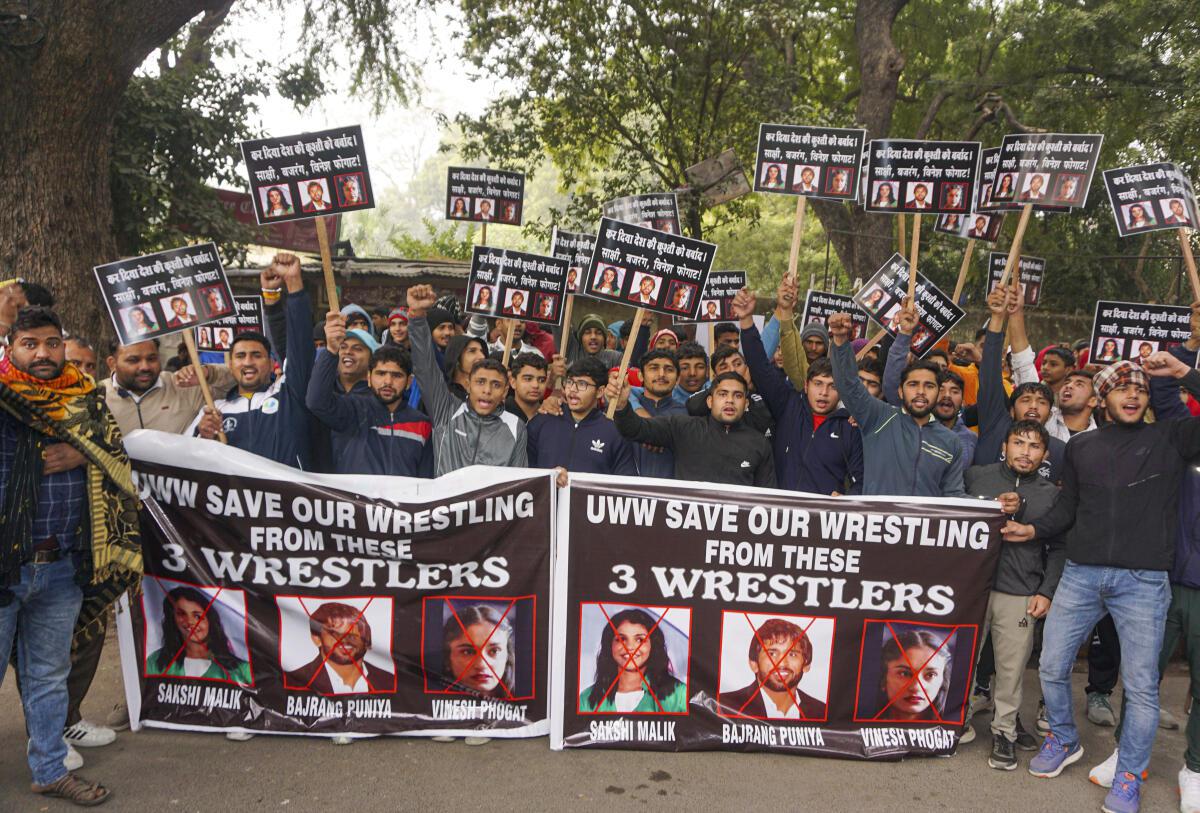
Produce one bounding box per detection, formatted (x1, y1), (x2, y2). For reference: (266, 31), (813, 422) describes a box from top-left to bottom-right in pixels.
(742, 324), (863, 494)
(526, 406), (637, 475)
(1150, 342), (1200, 588)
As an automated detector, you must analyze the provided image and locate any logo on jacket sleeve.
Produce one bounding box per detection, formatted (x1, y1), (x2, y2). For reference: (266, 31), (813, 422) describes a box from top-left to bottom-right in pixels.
(589, 439), (606, 454)
(740, 460), (751, 468)
(261, 397), (280, 415)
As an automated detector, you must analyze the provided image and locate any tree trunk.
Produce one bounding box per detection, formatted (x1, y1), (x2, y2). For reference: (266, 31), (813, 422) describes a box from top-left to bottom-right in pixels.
(0, 1), (222, 337)
(809, 0), (909, 286)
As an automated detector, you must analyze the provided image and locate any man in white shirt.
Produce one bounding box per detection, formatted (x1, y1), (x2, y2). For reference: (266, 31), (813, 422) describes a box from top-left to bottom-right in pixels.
(720, 618), (828, 720)
(285, 603), (395, 694)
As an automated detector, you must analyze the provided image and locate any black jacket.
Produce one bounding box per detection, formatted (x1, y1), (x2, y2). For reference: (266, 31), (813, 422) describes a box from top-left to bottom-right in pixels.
(720, 682), (828, 722)
(284, 655), (397, 695)
(1032, 374), (1200, 572)
(965, 461), (1065, 597)
(613, 405), (776, 488)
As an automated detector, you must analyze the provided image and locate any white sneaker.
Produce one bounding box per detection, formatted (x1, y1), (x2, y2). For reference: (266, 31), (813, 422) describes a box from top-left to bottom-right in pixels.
(63, 720), (117, 748)
(331, 735), (354, 746)
(1090, 748), (1120, 788)
(464, 736), (491, 746)
(225, 731), (256, 742)
(431, 735), (456, 743)
(64, 741), (83, 771)
(1180, 766), (1200, 812)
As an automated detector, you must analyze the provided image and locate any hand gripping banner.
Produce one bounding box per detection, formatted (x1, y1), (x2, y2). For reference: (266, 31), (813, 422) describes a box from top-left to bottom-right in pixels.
(116, 432), (554, 739)
(550, 475), (1003, 757)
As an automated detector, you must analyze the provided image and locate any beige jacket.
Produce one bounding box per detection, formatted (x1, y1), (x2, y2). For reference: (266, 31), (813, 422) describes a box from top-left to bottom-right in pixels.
(100, 366), (235, 436)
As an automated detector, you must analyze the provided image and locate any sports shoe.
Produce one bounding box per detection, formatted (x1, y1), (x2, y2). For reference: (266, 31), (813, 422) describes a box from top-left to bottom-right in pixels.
(959, 722), (976, 744)
(1102, 772), (1141, 813)
(63, 720), (116, 748)
(64, 742), (83, 771)
(989, 733), (1017, 771)
(1028, 732), (1083, 778)
(431, 735), (456, 743)
(225, 731), (255, 741)
(967, 685), (994, 718)
(105, 703), (130, 732)
(1014, 716), (1039, 751)
(1036, 699), (1051, 734)
(1180, 765), (1200, 812)
(1088, 692), (1117, 726)
(331, 735), (354, 746)
(1160, 705), (1182, 730)
(1089, 748), (1149, 788)
(464, 736), (491, 746)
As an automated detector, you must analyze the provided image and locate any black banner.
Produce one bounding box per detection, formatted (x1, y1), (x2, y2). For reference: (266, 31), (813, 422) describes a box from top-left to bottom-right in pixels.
(1103, 163), (1199, 237)
(863, 139), (981, 215)
(446, 167), (525, 225)
(582, 217), (717, 319)
(675, 271), (748, 324)
(240, 125), (373, 225)
(117, 433), (553, 738)
(986, 253), (1045, 308)
(754, 124), (866, 202)
(195, 295), (264, 352)
(465, 247), (570, 326)
(988, 133), (1103, 211)
(853, 254), (966, 358)
(1089, 300), (1190, 366)
(551, 477), (1003, 756)
(602, 193), (681, 236)
(550, 228), (597, 294)
(801, 291), (870, 340)
(94, 244), (235, 346)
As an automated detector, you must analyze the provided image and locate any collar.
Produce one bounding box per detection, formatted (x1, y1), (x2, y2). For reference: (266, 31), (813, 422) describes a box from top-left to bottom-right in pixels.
(112, 372), (163, 402)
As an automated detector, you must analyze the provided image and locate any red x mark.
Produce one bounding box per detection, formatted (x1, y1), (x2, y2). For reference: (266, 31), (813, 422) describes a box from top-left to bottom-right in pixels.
(152, 576), (233, 682)
(297, 597), (375, 692)
(444, 598), (517, 700)
(871, 621), (954, 723)
(736, 613), (818, 720)
(595, 604), (670, 712)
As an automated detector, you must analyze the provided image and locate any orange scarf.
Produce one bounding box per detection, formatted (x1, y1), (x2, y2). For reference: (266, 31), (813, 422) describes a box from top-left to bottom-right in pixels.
(0, 358), (93, 422)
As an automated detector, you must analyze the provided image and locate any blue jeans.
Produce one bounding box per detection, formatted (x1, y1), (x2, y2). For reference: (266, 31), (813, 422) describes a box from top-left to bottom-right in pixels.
(1039, 561), (1169, 779)
(0, 557), (82, 786)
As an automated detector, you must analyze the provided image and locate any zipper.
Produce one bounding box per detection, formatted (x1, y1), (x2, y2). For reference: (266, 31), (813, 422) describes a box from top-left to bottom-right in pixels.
(911, 423), (922, 494)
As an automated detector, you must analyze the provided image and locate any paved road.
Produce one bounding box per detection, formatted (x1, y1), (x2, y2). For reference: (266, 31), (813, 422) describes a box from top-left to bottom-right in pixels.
(0, 636), (1191, 812)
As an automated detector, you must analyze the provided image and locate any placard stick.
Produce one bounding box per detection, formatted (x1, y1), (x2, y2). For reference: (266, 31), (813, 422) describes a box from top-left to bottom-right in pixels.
(314, 216), (340, 312)
(606, 308), (646, 419)
(481, 221), (488, 247)
(501, 319), (517, 369)
(707, 322), (716, 351)
(1178, 228), (1200, 301)
(557, 294), (576, 358)
(785, 196), (808, 282)
(998, 203), (1034, 288)
(951, 238), (977, 303)
(907, 213), (922, 301)
(182, 329), (226, 444)
(856, 328), (888, 361)
(898, 214), (907, 261)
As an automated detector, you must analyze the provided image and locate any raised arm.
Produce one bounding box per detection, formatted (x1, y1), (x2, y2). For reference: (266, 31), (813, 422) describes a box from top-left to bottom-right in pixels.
(883, 325), (914, 408)
(606, 371), (677, 448)
(275, 253), (315, 403)
(827, 312), (893, 434)
(1144, 350), (1200, 460)
(733, 290), (792, 418)
(775, 277), (808, 390)
(407, 284), (456, 426)
(975, 286), (1012, 466)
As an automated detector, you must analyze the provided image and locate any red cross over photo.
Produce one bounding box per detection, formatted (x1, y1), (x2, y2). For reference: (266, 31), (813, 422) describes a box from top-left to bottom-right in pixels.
(717, 611), (835, 723)
(421, 595), (537, 701)
(853, 619), (977, 725)
(277, 596), (397, 695)
(141, 575), (253, 687)
(576, 602), (691, 715)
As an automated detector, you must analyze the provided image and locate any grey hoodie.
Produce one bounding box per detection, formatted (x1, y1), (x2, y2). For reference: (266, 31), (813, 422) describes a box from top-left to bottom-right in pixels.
(411, 315), (527, 476)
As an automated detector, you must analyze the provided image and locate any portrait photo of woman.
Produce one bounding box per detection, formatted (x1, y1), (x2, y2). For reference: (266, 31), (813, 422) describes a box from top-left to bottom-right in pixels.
(145, 584), (252, 685)
(578, 606), (688, 714)
(261, 185), (294, 219)
(592, 264), (624, 296)
(1094, 337), (1123, 364)
(442, 603), (516, 698)
(1125, 202), (1157, 230)
(874, 626), (952, 722)
(471, 284), (495, 313)
(871, 182), (897, 208)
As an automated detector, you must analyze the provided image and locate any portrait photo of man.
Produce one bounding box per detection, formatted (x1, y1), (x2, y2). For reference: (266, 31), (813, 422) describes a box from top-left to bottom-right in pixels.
(159, 293), (197, 329)
(968, 215), (990, 239)
(701, 299), (721, 321)
(718, 613), (833, 722)
(502, 288), (529, 316)
(1162, 198), (1194, 226)
(298, 178), (333, 213)
(1018, 173), (1049, 202)
(214, 327), (233, 350)
(280, 597), (396, 695)
(629, 272), (661, 306)
(475, 198), (495, 221)
(790, 165), (820, 195)
(905, 182), (932, 210)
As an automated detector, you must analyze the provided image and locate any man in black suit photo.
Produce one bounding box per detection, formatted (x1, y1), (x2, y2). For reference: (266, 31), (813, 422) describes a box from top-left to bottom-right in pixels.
(285, 602), (396, 695)
(720, 617), (828, 721)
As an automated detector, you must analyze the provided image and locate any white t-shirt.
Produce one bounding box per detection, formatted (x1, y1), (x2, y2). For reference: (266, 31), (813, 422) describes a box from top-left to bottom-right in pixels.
(759, 688), (800, 719)
(183, 657), (211, 678)
(614, 689), (645, 712)
(325, 661), (370, 694)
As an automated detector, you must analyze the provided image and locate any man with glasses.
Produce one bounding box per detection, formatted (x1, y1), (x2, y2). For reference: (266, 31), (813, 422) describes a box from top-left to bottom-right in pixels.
(526, 356), (636, 479)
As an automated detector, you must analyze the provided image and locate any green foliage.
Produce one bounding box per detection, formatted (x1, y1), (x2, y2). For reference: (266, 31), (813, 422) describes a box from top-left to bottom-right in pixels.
(387, 217), (477, 260)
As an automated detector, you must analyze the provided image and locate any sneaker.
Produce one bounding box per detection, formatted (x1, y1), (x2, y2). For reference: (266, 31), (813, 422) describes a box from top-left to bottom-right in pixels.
(105, 703), (130, 732)
(1180, 765), (1200, 813)
(968, 686), (994, 718)
(431, 736), (456, 743)
(1036, 699), (1051, 734)
(1161, 706), (1182, 731)
(63, 720), (116, 748)
(331, 735), (354, 746)
(960, 722), (977, 744)
(64, 742), (83, 771)
(1014, 717), (1039, 751)
(1088, 692), (1117, 727)
(989, 733), (1017, 771)
(1028, 732), (1083, 778)
(464, 736), (491, 746)
(1102, 772), (1141, 813)
(1090, 748), (1149, 788)
(225, 731), (255, 742)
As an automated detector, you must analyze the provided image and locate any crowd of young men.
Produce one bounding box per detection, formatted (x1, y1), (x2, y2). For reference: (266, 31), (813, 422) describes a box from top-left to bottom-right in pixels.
(1, 256), (1198, 813)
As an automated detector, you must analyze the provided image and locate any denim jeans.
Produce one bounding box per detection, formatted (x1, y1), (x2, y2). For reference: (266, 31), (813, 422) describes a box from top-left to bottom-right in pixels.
(0, 557), (82, 786)
(1039, 561), (1169, 779)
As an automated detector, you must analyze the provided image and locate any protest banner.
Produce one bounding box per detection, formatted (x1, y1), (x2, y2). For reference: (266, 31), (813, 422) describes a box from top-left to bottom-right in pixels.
(446, 167), (526, 244)
(550, 228), (597, 357)
(602, 193), (682, 236)
(464, 245), (570, 365)
(989, 133), (1103, 212)
(801, 291), (870, 340)
(675, 272), (748, 324)
(1089, 300), (1190, 366)
(116, 432), (554, 738)
(986, 253), (1045, 307)
(549, 475), (1004, 756)
(934, 211), (1002, 244)
(194, 295), (265, 352)
(1102, 163), (1200, 298)
(853, 254), (966, 358)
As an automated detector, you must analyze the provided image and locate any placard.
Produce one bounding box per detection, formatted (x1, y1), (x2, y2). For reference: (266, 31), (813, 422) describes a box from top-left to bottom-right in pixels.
(933, 212), (1003, 243)
(583, 217), (717, 319)
(801, 291), (870, 340)
(754, 124), (866, 202)
(465, 247), (571, 326)
(1089, 300), (1190, 365)
(1103, 163), (1199, 237)
(94, 243), (235, 347)
(988, 133), (1104, 211)
(550, 476), (1003, 757)
(853, 254), (966, 357)
(863, 139), (981, 215)
(446, 167), (525, 225)
(986, 253), (1045, 307)
(550, 229), (597, 294)
(195, 296), (265, 351)
(602, 193), (681, 235)
(675, 272), (748, 323)
(239, 125), (373, 225)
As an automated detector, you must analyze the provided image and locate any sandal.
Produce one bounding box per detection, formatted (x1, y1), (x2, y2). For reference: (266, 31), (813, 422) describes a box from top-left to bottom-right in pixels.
(31, 772), (111, 806)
